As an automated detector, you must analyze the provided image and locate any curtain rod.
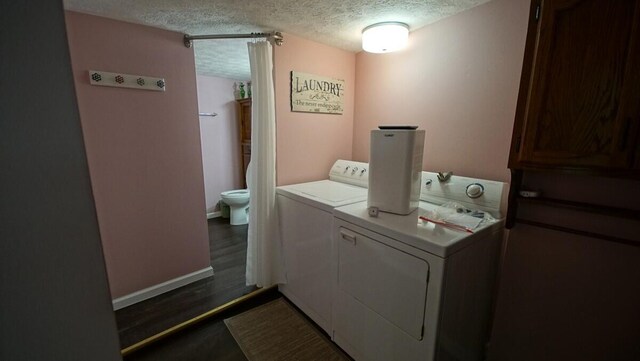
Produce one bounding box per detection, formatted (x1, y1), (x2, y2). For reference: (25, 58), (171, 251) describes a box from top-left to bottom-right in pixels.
(183, 32), (284, 48)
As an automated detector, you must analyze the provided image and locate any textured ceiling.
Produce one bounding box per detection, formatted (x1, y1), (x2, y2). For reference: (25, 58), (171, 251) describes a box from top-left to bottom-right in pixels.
(63, 0), (491, 80)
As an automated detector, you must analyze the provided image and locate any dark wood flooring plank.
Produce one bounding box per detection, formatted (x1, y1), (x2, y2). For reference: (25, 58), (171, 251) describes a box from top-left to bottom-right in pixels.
(123, 290), (281, 361)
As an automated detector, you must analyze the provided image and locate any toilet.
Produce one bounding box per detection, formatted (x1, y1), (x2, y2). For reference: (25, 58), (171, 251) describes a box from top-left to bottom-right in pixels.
(220, 189), (250, 225)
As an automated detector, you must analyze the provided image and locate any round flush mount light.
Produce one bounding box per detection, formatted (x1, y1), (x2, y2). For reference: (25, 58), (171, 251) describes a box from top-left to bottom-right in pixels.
(362, 22), (409, 53)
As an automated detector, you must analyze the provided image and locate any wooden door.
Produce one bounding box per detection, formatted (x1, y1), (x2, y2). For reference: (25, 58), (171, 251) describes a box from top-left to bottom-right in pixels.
(237, 99), (251, 187)
(510, 0), (640, 171)
(238, 98), (252, 142)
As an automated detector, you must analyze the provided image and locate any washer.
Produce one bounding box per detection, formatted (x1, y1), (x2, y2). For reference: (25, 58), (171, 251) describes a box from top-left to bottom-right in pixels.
(276, 159), (369, 335)
(332, 172), (508, 361)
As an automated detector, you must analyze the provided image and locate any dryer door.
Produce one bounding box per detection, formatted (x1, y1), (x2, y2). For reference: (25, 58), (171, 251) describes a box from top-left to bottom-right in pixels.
(337, 227), (429, 340)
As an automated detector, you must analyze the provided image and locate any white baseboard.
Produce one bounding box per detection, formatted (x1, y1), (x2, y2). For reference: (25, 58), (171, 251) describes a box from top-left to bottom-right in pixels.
(207, 211), (221, 219)
(112, 266), (214, 310)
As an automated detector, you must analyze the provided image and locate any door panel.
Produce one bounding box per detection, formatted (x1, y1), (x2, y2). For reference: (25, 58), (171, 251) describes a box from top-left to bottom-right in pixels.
(338, 227), (429, 340)
(518, 0), (640, 168)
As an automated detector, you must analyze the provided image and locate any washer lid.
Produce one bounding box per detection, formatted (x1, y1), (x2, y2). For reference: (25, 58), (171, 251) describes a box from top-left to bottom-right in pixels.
(277, 180), (368, 211)
(334, 201), (502, 257)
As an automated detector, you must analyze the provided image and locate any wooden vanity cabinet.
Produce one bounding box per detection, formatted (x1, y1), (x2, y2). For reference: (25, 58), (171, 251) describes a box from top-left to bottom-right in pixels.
(237, 98), (251, 187)
(509, 0), (640, 175)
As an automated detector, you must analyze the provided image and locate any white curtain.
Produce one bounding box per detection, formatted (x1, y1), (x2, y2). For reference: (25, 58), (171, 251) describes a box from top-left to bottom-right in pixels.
(245, 41), (284, 287)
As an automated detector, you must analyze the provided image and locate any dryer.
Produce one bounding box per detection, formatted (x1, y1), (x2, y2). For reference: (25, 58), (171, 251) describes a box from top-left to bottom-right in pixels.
(332, 172), (508, 361)
(276, 159), (369, 335)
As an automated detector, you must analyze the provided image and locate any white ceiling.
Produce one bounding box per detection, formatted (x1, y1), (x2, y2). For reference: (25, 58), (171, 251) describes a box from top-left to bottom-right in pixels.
(63, 0), (491, 81)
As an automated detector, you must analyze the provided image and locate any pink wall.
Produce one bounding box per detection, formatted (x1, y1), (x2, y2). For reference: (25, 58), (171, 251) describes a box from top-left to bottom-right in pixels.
(353, 0), (530, 183)
(65, 11), (211, 298)
(273, 33), (356, 185)
(196, 75), (243, 213)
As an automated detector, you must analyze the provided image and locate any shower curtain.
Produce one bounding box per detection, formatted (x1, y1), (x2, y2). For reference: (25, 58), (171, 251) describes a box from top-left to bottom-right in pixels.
(245, 41), (284, 287)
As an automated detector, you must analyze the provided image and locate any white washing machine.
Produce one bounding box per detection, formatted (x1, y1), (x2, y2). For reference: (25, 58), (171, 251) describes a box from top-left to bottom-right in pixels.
(276, 159), (369, 335)
(332, 172), (508, 361)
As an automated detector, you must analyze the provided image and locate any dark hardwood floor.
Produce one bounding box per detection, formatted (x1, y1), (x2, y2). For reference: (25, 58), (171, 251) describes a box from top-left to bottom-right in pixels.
(123, 289), (282, 361)
(122, 290), (352, 360)
(118, 218), (350, 360)
(116, 217), (257, 349)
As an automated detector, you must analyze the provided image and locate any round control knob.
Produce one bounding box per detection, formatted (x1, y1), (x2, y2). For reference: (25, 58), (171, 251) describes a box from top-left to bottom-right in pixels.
(466, 183), (484, 198)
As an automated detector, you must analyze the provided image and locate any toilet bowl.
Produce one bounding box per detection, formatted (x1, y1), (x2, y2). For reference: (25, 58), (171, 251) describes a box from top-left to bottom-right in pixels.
(220, 189), (250, 225)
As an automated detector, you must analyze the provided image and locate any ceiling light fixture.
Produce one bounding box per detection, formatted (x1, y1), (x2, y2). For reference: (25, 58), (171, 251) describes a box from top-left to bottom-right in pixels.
(362, 22), (409, 53)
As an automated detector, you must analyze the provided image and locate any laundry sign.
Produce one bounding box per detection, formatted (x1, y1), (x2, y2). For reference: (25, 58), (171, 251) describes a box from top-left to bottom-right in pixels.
(290, 71), (344, 114)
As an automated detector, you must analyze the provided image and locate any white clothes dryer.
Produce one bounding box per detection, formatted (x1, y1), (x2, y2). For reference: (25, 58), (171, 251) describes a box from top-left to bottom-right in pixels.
(332, 172), (508, 361)
(276, 159), (369, 335)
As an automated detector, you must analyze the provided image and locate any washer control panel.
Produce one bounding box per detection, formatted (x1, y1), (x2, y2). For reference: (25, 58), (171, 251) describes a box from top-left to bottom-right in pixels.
(329, 159), (369, 188)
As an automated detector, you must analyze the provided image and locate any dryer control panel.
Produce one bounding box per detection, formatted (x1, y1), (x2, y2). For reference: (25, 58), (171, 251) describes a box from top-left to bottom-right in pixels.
(420, 172), (508, 219)
(329, 159), (369, 188)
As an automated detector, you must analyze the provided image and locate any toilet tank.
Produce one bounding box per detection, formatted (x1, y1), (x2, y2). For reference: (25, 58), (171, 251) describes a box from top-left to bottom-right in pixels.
(368, 128), (425, 215)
